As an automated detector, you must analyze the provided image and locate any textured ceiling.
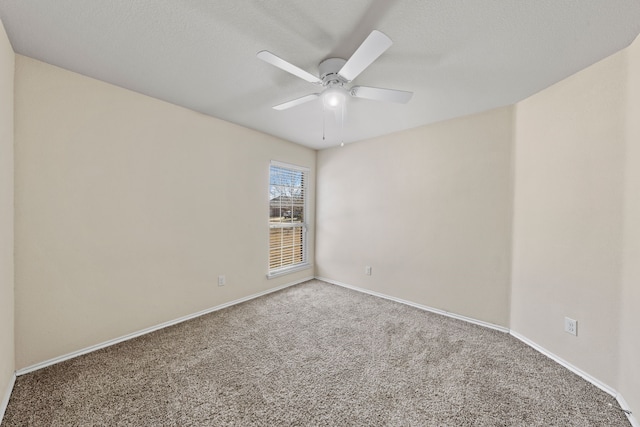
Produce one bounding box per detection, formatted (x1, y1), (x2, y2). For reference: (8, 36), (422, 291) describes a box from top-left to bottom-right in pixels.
(1, 1), (640, 149)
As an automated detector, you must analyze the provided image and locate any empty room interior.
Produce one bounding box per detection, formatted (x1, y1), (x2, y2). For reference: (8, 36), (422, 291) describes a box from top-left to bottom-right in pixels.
(1, 1), (640, 425)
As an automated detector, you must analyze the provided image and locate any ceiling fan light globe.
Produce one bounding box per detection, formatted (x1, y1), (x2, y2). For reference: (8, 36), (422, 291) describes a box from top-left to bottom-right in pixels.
(322, 87), (346, 110)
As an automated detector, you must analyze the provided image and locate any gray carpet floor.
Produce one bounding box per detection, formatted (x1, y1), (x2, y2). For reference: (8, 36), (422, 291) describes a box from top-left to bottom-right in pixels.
(2, 279), (630, 426)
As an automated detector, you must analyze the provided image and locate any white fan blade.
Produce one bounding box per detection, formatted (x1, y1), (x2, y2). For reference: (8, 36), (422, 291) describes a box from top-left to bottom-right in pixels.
(350, 86), (413, 104)
(273, 93), (319, 110)
(338, 30), (393, 82)
(257, 51), (322, 84)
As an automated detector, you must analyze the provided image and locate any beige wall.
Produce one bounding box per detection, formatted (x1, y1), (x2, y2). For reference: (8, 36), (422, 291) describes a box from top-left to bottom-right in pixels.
(619, 36), (640, 415)
(0, 17), (15, 410)
(511, 49), (627, 387)
(14, 56), (315, 369)
(316, 107), (514, 327)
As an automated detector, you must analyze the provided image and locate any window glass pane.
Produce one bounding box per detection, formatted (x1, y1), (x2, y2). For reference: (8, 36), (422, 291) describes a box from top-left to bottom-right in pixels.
(269, 165), (304, 223)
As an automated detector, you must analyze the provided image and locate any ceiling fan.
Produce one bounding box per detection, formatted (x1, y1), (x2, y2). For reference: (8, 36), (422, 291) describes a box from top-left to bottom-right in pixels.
(257, 30), (413, 111)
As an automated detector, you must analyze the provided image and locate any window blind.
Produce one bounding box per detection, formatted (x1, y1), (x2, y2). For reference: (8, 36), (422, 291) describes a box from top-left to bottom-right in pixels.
(268, 162), (308, 275)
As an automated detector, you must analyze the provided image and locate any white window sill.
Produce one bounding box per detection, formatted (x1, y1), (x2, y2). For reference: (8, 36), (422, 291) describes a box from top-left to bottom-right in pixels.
(267, 263), (312, 279)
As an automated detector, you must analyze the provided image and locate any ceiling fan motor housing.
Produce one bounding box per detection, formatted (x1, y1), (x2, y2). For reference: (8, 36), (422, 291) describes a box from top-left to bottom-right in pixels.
(319, 58), (347, 87)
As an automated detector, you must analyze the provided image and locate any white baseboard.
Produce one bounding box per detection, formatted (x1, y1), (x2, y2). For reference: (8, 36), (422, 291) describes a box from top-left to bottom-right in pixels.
(0, 372), (16, 425)
(510, 331), (637, 425)
(16, 276), (313, 376)
(10, 275), (637, 426)
(315, 276), (509, 333)
(615, 391), (638, 427)
(509, 330), (616, 396)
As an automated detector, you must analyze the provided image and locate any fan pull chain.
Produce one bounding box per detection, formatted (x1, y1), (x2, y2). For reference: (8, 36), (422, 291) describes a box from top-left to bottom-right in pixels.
(340, 102), (345, 147)
(322, 103), (326, 141)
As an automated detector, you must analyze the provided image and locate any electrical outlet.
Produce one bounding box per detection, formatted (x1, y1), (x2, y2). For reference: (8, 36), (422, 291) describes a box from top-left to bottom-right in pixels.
(564, 317), (577, 336)
(365, 266), (372, 276)
(218, 275), (226, 286)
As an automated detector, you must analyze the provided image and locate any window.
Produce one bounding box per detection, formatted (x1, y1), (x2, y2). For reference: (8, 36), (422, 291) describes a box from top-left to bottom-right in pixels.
(268, 161), (309, 277)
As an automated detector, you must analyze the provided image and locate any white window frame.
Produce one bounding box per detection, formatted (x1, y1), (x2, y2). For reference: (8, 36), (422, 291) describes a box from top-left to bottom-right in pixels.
(267, 161), (310, 278)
